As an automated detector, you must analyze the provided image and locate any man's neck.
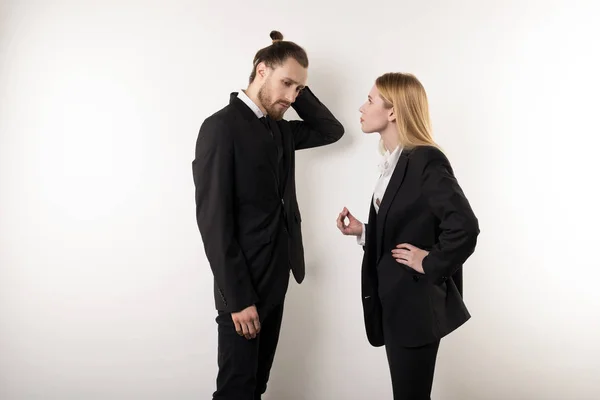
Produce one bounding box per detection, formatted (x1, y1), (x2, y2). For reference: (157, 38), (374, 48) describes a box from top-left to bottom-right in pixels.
(243, 86), (267, 115)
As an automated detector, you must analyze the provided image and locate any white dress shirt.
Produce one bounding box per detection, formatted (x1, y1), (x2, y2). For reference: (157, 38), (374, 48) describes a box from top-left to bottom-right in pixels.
(357, 145), (403, 246)
(237, 89), (264, 118)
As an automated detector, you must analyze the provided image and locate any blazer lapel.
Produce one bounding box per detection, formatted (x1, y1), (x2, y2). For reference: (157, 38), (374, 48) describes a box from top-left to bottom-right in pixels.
(366, 197), (377, 254)
(375, 150), (410, 263)
(229, 93), (278, 176)
(272, 120), (290, 187)
(256, 118), (279, 174)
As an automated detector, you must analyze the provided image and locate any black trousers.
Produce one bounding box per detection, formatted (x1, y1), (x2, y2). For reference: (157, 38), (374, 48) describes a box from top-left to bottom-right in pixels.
(383, 333), (440, 400)
(212, 302), (285, 400)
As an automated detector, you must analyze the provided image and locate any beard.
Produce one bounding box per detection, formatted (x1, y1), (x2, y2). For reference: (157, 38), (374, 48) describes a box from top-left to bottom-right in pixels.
(257, 79), (290, 120)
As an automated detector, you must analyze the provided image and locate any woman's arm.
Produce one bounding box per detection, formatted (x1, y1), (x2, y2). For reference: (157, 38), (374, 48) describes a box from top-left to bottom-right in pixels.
(420, 148), (480, 284)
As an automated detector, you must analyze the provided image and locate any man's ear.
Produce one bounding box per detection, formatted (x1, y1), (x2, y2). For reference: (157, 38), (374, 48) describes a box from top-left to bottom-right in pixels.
(256, 61), (269, 80)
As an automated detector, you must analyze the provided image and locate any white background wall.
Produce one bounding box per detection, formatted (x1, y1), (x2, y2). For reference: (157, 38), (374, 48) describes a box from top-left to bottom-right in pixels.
(1, 0), (599, 399)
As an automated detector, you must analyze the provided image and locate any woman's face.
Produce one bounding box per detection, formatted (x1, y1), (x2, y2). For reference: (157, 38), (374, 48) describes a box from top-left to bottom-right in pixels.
(359, 85), (393, 134)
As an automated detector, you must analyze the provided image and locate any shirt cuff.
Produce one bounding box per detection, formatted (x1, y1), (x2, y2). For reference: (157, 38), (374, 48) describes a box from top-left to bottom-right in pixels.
(356, 223), (366, 246)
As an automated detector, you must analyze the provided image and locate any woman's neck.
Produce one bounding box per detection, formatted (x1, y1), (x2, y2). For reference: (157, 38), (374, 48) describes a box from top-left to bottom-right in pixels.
(380, 125), (400, 153)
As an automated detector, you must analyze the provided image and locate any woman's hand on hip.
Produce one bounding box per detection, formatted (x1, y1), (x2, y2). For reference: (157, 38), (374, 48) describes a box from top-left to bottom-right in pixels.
(391, 243), (429, 274)
(336, 207), (363, 237)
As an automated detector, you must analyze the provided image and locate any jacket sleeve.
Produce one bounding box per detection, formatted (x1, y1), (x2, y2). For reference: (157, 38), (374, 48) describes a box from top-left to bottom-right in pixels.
(287, 86), (344, 150)
(421, 148), (480, 284)
(192, 117), (259, 312)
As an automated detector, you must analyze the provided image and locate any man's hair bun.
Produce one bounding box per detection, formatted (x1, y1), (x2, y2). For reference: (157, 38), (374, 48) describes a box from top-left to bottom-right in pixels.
(270, 30), (284, 43)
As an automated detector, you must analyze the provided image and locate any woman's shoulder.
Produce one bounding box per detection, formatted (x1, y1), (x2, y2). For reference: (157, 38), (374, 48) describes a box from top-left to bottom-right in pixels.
(406, 144), (449, 165)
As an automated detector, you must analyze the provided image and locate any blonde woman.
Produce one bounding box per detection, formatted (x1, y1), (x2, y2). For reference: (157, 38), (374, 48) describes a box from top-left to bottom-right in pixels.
(336, 73), (479, 399)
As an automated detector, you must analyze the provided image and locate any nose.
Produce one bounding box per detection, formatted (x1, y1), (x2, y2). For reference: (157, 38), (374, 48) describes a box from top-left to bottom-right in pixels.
(286, 91), (296, 103)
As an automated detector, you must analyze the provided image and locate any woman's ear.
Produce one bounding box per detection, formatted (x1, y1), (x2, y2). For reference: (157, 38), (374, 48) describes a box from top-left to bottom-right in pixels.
(388, 107), (396, 123)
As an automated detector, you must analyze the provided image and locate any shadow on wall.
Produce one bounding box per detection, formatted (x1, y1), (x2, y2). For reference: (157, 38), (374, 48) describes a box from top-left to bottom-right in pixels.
(263, 65), (351, 400)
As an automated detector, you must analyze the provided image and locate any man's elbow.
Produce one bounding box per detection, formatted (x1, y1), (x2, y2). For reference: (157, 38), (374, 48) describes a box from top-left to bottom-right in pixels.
(330, 122), (345, 142)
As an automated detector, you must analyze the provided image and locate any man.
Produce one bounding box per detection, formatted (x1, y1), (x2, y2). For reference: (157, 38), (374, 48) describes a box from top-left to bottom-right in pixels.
(191, 30), (344, 400)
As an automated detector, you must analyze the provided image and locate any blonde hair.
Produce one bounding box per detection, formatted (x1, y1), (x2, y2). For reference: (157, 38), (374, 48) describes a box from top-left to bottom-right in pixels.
(375, 72), (439, 153)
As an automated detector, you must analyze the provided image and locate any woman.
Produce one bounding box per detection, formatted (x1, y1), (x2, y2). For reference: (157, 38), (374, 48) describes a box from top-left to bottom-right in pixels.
(336, 73), (479, 399)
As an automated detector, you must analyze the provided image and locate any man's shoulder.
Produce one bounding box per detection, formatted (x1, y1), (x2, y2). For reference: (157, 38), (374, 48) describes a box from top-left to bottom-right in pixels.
(203, 103), (238, 124)
(195, 107), (236, 149)
(199, 103), (240, 133)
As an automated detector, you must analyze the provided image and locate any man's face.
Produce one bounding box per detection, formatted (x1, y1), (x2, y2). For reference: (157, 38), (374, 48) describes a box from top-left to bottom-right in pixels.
(257, 57), (307, 120)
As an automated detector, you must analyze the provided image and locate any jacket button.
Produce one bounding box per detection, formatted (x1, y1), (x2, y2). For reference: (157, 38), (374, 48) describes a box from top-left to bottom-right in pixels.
(413, 275), (420, 282)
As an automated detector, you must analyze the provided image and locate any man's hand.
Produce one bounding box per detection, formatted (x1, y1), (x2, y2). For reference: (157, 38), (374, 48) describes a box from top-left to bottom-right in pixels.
(231, 305), (260, 340)
(391, 243), (429, 274)
(336, 207), (363, 237)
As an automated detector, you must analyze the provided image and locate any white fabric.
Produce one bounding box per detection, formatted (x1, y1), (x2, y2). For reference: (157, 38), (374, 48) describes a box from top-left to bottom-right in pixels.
(357, 145), (403, 246)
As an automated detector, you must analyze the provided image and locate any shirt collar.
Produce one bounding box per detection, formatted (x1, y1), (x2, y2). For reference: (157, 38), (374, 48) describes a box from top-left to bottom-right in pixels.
(237, 89), (264, 118)
(378, 145), (403, 175)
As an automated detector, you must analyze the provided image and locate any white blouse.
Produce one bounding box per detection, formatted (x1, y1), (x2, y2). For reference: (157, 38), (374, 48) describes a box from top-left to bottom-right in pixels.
(357, 145), (402, 246)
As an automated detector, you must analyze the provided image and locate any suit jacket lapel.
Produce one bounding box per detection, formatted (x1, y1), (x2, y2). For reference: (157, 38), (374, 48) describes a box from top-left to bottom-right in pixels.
(229, 93), (278, 176)
(272, 120), (290, 187)
(257, 118), (279, 174)
(375, 150), (410, 263)
(367, 197), (377, 255)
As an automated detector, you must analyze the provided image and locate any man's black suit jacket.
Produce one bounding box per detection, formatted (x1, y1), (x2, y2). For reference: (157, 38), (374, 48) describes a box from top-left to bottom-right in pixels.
(361, 146), (480, 348)
(192, 87), (344, 313)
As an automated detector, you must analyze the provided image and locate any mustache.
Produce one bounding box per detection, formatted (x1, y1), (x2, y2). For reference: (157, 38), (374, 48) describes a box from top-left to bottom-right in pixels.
(276, 101), (291, 108)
